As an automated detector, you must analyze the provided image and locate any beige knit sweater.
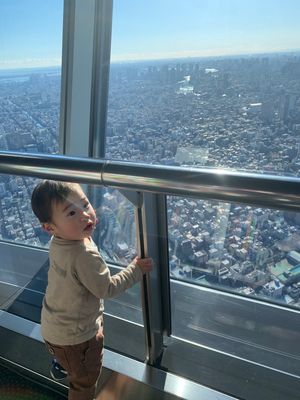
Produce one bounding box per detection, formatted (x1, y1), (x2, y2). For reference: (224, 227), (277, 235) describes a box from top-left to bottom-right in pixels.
(41, 236), (142, 345)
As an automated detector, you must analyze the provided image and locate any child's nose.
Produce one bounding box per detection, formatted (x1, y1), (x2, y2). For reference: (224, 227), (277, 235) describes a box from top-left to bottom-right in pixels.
(81, 210), (90, 220)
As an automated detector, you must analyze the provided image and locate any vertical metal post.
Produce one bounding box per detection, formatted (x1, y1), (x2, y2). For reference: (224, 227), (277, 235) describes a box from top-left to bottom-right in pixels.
(59, 0), (75, 153)
(135, 192), (171, 365)
(88, 0), (113, 207)
(59, 0), (96, 157)
(90, 0), (113, 159)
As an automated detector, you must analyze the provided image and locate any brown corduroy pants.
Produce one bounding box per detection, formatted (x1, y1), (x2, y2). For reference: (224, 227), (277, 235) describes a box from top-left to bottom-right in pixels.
(46, 328), (104, 400)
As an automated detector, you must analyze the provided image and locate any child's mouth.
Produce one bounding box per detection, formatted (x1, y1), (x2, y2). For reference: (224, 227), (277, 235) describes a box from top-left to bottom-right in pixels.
(84, 222), (94, 231)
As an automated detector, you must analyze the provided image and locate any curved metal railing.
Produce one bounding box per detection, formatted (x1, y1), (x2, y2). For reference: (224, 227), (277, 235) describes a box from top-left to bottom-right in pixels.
(0, 150), (300, 211)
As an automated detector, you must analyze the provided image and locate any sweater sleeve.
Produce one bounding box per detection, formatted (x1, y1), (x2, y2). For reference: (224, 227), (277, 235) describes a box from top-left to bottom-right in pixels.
(74, 246), (143, 299)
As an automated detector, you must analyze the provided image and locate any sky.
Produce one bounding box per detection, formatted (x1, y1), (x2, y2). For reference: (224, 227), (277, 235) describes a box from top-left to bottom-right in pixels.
(0, 0), (63, 70)
(0, 0), (300, 69)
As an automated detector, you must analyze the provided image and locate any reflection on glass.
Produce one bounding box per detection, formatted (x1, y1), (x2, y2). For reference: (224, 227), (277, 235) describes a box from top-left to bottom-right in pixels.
(169, 278), (300, 377)
(168, 196), (300, 309)
(104, 266), (143, 325)
(0, 242), (48, 323)
(91, 187), (142, 324)
(93, 187), (137, 266)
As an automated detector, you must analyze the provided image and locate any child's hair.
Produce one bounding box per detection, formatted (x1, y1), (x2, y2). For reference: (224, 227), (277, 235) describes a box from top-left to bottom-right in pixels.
(31, 180), (79, 223)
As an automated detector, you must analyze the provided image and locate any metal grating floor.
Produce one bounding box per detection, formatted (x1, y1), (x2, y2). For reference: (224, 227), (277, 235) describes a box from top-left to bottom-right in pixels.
(0, 363), (66, 400)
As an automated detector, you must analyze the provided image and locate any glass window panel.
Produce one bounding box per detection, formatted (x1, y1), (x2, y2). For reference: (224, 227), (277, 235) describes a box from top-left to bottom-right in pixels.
(0, 240), (48, 323)
(104, 265), (143, 325)
(169, 279), (300, 377)
(0, 1), (63, 245)
(0, 0), (63, 154)
(0, 175), (44, 246)
(168, 196), (300, 309)
(0, 179), (142, 325)
(108, 0), (300, 178)
(91, 186), (142, 325)
(168, 196), (300, 376)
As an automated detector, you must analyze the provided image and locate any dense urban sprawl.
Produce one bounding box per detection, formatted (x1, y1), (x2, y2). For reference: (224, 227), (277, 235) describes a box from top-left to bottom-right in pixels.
(1, 52), (300, 307)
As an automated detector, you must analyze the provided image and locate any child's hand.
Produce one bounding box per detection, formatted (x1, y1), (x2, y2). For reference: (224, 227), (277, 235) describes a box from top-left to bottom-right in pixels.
(133, 257), (153, 274)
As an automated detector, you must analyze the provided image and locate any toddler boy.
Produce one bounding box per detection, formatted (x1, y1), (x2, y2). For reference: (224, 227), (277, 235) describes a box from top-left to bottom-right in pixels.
(31, 180), (152, 400)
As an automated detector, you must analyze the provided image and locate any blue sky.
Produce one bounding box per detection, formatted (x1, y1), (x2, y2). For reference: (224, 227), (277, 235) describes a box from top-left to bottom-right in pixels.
(0, 0), (300, 69)
(111, 0), (300, 61)
(0, 0), (63, 69)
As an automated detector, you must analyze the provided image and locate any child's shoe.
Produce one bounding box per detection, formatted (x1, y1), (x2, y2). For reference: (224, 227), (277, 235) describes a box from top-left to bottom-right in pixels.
(50, 359), (68, 381)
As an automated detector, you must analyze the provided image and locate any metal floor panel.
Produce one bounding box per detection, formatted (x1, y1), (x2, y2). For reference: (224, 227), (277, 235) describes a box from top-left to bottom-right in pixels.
(96, 371), (182, 400)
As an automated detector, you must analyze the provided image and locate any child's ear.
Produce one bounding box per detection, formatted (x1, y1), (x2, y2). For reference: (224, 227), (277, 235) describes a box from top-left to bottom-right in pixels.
(42, 223), (54, 235)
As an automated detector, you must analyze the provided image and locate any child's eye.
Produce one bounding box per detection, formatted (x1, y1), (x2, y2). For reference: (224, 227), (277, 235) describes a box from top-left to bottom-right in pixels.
(68, 210), (76, 216)
(83, 202), (90, 209)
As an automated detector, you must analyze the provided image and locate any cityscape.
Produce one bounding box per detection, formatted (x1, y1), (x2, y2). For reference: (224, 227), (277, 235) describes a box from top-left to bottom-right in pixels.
(0, 52), (300, 309)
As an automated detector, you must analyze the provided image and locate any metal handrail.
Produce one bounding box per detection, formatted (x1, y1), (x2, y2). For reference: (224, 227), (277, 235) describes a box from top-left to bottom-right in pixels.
(0, 150), (300, 212)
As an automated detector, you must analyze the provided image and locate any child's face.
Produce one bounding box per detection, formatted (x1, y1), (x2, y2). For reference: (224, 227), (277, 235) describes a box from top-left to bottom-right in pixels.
(44, 185), (97, 241)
